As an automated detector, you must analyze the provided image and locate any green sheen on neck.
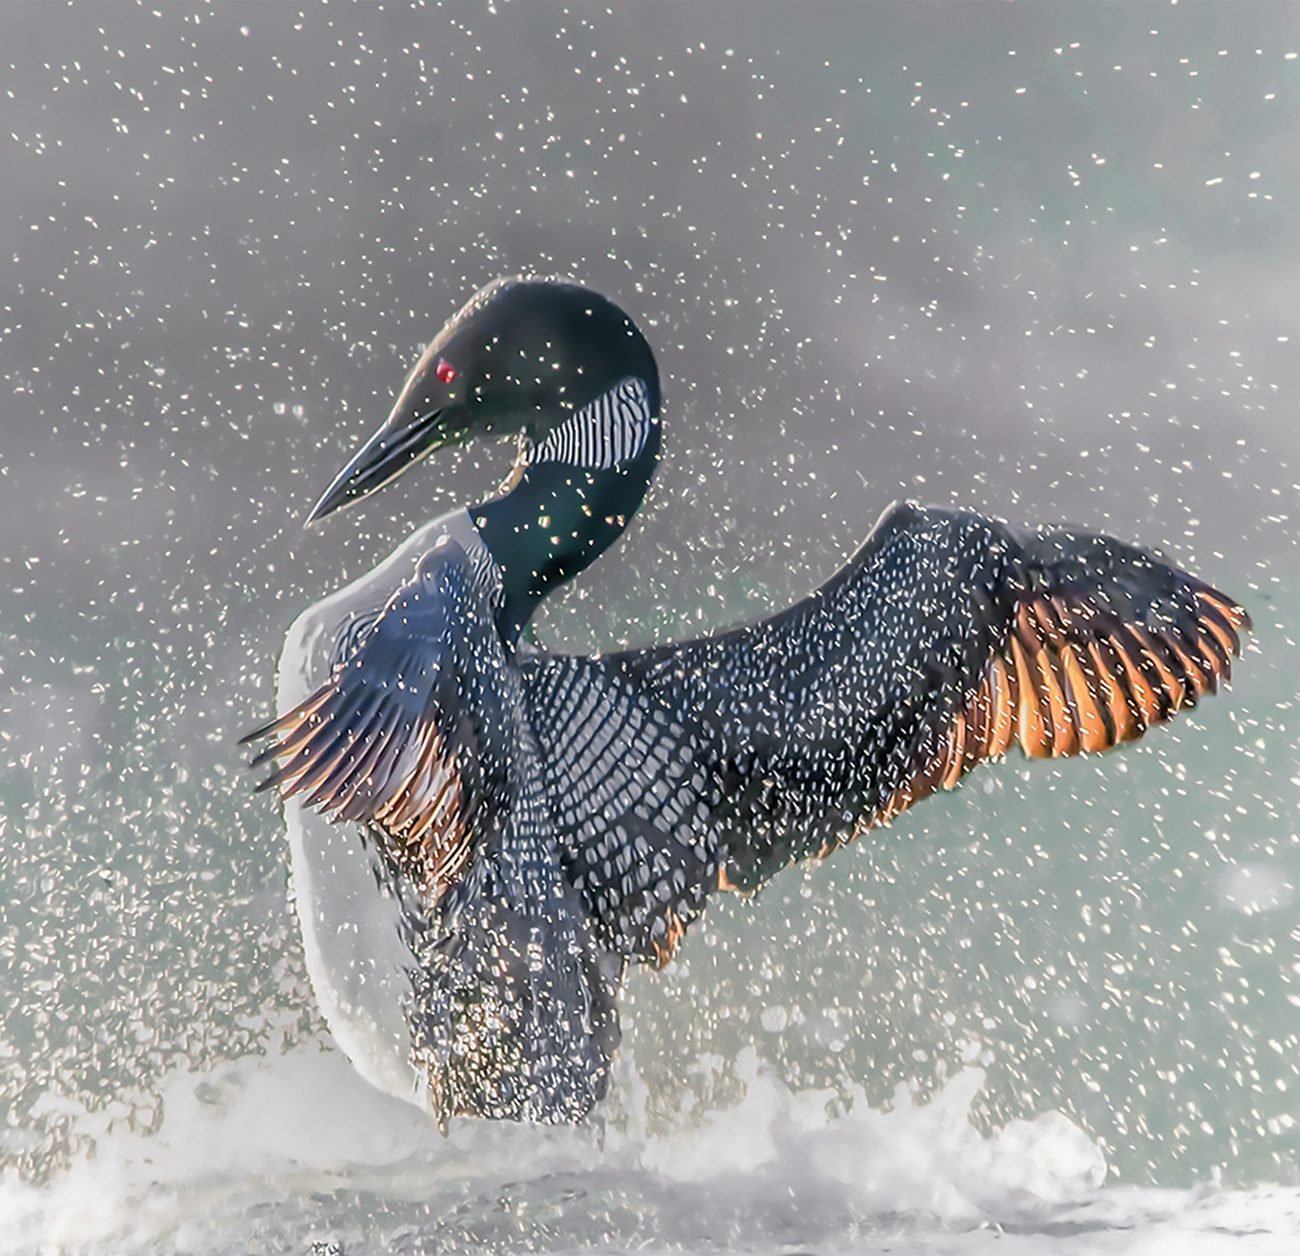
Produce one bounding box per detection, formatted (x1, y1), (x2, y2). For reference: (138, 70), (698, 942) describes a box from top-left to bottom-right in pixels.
(470, 429), (661, 645)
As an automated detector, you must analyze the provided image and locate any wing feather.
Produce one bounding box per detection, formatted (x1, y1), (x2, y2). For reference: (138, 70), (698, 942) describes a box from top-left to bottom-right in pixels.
(526, 502), (1249, 963)
(243, 540), (496, 895)
(887, 527), (1248, 808)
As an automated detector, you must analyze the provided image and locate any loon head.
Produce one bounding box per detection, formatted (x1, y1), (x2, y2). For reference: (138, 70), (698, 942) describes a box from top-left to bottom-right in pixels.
(307, 275), (663, 640)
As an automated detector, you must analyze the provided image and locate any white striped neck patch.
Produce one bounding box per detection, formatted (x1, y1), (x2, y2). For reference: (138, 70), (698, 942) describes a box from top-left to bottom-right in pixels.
(526, 377), (655, 470)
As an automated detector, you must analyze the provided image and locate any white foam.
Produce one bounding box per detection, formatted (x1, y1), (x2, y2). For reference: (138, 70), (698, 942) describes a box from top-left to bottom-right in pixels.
(2, 1039), (1296, 1254)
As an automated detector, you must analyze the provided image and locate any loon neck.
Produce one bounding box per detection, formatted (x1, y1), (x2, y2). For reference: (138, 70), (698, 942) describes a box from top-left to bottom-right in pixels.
(470, 429), (660, 645)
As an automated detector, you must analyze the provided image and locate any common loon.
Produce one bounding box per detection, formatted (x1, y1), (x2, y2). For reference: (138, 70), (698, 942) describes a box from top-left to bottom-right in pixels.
(244, 275), (1249, 1127)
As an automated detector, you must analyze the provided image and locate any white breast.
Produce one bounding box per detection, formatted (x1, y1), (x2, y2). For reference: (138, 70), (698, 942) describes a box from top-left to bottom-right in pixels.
(275, 506), (494, 1108)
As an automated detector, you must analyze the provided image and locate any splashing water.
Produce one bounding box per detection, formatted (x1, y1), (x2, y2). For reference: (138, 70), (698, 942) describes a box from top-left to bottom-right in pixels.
(3, 1032), (1297, 1254)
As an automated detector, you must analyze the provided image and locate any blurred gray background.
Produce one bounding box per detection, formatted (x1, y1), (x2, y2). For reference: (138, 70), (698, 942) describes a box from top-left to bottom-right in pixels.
(1, 1), (1296, 1189)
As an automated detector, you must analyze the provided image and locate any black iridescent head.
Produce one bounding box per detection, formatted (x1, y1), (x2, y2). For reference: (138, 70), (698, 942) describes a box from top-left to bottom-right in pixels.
(307, 275), (663, 641)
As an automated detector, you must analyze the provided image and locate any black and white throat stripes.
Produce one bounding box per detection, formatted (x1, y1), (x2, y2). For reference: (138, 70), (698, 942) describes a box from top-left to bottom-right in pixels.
(527, 377), (654, 470)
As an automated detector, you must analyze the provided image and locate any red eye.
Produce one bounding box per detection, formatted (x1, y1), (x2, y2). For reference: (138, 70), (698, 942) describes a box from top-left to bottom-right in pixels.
(435, 359), (456, 384)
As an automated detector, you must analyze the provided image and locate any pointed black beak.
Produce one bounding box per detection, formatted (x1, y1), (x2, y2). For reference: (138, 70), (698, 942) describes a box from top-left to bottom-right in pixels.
(306, 407), (450, 525)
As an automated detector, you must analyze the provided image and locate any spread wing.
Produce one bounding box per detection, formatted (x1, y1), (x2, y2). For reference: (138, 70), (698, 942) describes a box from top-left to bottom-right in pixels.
(242, 538), (503, 891)
(523, 502), (1249, 963)
(243, 539), (619, 1125)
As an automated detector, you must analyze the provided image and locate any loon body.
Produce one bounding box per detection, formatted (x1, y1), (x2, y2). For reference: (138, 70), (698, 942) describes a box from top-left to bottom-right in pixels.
(245, 276), (1249, 1125)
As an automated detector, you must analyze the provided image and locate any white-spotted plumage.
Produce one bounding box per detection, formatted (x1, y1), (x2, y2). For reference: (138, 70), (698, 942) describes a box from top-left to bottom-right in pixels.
(255, 496), (1249, 1125)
